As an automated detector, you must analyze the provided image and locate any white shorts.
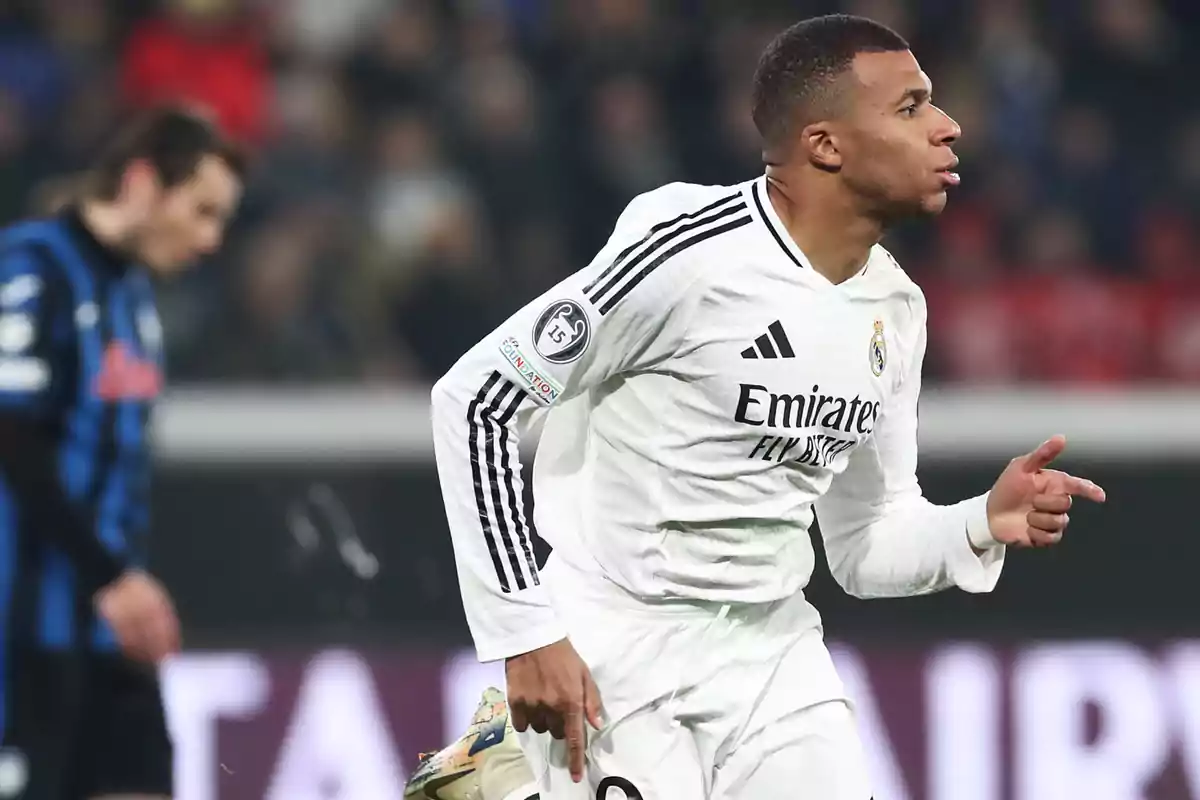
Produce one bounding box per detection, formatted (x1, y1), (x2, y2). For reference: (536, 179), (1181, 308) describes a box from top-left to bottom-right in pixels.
(517, 555), (873, 800)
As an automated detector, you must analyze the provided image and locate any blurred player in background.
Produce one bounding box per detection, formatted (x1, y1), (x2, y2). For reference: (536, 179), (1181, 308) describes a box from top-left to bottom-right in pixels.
(430, 13), (1106, 800)
(0, 107), (244, 800)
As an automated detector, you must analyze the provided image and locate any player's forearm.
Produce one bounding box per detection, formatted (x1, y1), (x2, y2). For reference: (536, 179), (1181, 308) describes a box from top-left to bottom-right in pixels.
(430, 375), (567, 662)
(0, 414), (126, 595)
(824, 493), (1002, 598)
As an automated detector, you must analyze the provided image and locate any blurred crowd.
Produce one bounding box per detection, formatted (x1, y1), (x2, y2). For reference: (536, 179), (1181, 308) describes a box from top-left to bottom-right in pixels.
(0, 0), (1198, 385)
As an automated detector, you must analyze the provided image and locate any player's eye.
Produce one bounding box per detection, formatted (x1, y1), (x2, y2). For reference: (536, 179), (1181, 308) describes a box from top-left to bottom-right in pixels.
(900, 103), (918, 117)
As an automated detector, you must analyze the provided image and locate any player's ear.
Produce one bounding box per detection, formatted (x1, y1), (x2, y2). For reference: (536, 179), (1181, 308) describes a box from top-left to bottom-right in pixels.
(801, 121), (843, 171)
(120, 159), (162, 206)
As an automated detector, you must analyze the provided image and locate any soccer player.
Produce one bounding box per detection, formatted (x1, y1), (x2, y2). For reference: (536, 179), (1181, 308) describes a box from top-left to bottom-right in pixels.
(430, 14), (1106, 799)
(0, 107), (244, 799)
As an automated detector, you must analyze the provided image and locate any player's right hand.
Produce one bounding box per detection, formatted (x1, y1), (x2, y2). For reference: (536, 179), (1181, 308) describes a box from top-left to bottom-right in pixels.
(505, 638), (603, 783)
(94, 569), (181, 665)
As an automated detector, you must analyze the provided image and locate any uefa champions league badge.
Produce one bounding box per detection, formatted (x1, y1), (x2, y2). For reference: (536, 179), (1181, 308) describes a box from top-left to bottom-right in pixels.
(532, 299), (590, 364)
(869, 317), (887, 376)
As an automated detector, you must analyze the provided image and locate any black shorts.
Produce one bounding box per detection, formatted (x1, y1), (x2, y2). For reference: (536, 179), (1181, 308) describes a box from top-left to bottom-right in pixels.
(1, 648), (173, 799)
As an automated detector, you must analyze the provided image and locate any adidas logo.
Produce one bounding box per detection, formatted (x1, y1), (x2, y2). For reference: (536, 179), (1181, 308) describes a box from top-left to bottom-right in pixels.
(741, 320), (795, 359)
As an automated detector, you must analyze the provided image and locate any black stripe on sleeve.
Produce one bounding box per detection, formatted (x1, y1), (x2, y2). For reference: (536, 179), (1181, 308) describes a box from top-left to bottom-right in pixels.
(768, 320), (795, 358)
(466, 371), (509, 592)
(583, 191), (743, 296)
(481, 381), (526, 591)
(467, 373), (537, 594)
(587, 201), (748, 308)
(596, 215), (753, 316)
(495, 389), (538, 586)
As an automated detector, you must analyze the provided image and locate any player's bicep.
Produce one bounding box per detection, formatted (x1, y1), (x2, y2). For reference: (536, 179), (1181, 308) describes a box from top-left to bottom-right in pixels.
(438, 245), (676, 411)
(439, 280), (629, 412)
(436, 184), (733, 410)
(0, 253), (68, 413)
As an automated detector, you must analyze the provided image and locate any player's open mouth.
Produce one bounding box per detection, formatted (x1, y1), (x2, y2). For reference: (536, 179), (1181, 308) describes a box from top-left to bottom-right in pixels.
(936, 159), (960, 186)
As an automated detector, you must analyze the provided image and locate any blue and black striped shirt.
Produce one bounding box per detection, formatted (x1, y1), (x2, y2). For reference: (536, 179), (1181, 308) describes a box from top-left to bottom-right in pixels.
(0, 208), (162, 652)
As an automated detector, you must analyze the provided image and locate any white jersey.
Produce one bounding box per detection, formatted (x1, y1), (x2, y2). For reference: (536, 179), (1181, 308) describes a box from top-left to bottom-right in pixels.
(431, 176), (1006, 662)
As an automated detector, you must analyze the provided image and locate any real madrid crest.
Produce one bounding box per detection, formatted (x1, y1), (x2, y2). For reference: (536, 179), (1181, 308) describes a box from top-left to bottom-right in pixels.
(869, 317), (887, 376)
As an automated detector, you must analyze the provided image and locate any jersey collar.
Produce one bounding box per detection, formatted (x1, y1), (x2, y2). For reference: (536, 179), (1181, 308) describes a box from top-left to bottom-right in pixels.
(746, 175), (875, 289)
(747, 175), (813, 273)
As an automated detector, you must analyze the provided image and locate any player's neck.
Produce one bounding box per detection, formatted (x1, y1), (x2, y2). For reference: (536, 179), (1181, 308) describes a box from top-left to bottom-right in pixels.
(763, 172), (882, 285)
(77, 199), (138, 253)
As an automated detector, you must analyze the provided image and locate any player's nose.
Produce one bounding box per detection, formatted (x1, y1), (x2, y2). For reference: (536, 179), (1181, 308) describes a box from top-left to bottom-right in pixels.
(930, 104), (961, 146)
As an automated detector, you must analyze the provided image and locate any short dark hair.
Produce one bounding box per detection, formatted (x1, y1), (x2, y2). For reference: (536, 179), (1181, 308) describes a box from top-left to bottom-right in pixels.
(752, 14), (909, 153)
(87, 105), (248, 200)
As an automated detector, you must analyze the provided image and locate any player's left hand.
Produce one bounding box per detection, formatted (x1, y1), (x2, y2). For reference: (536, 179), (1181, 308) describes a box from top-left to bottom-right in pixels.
(985, 435), (1107, 548)
(95, 569), (182, 664)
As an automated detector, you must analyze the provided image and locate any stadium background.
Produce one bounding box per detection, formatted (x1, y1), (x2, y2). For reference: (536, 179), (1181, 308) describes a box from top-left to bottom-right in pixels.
(2, 0), (1198, 796)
